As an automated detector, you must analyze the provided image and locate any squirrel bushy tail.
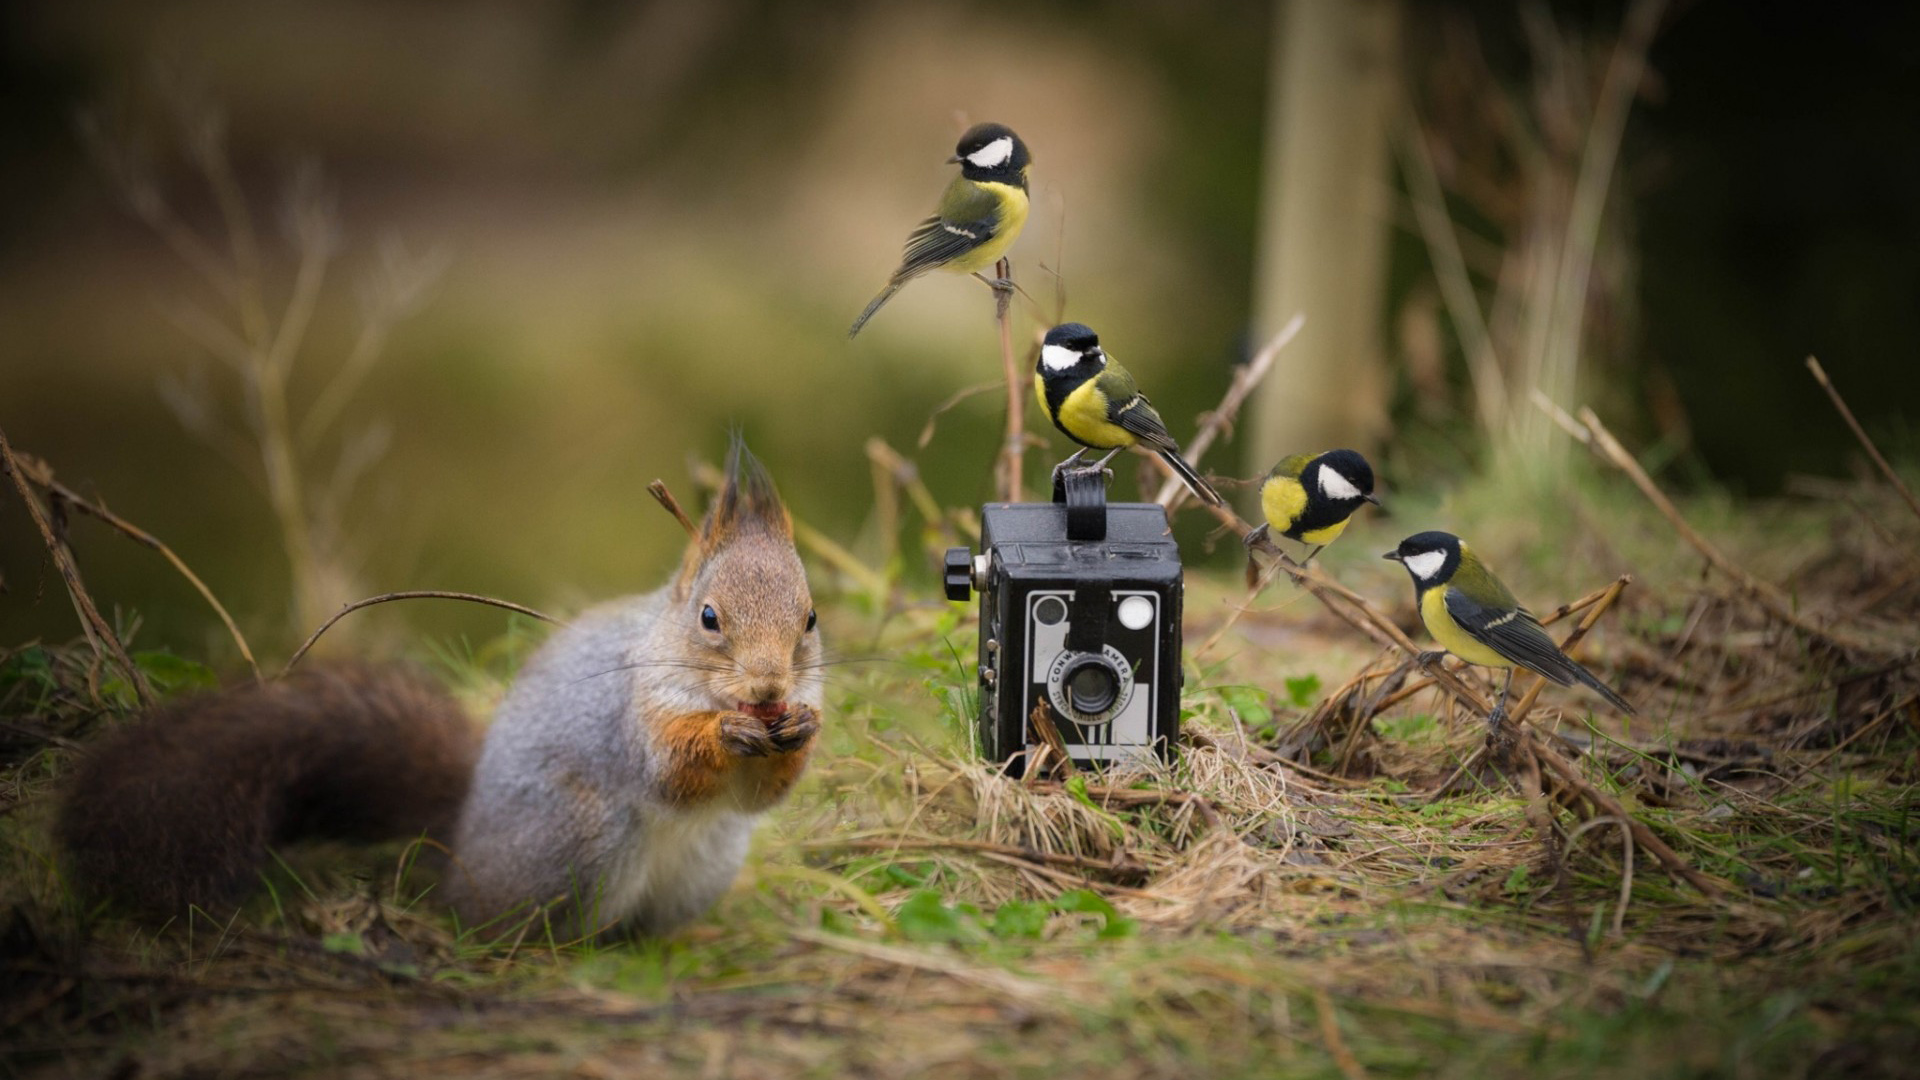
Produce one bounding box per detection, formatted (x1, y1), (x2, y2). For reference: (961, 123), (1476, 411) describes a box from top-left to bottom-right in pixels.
(58, 664), (478, 920)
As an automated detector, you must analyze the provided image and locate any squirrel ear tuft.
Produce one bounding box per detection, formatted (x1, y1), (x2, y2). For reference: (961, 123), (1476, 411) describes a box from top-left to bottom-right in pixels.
(675, 435), (795, 597)
(702, 435), (793, 544)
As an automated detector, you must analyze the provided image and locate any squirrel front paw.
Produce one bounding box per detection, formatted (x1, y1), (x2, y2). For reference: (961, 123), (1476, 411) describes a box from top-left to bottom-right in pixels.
(719, 712), (779, 758)
(766, 704), (820, 753)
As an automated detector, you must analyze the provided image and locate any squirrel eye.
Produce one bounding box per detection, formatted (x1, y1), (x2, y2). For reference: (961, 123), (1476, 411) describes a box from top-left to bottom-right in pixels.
(805, 608), (818, 632)
(700, 604), (720, 632)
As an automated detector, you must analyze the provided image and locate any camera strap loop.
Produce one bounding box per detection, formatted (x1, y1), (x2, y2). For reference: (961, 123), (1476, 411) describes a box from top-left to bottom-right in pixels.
(1056, 467), (1107, 542)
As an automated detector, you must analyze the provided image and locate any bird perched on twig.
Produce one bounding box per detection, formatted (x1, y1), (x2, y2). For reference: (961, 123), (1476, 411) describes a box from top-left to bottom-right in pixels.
(1033, 322), (1222, 506)
(1246, 449), (1380, 573)
(1385, 530), (1634, 730)
(849, 123), (1031, 338)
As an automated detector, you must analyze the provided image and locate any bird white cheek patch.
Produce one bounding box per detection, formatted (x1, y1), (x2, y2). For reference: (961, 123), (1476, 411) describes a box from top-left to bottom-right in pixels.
(1318, 464), (1363, 501)
(967, 137), (1014, 169)
(1041, 344), (1082, 371)
(1403, 550), (1446, 580)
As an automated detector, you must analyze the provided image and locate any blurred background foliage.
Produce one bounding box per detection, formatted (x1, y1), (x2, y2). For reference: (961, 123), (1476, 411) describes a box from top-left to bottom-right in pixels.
(1, 0), (1916, 660)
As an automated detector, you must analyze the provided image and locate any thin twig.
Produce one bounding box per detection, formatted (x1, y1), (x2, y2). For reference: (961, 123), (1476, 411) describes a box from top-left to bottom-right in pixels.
(1806, 356), (1920, 526)
(1153, 313), (1306, 511)
(1522, 727), (1720, 897)
(917, 381), (1001, 450)
(1314, 988), (1369, 1080)
(800, 836), (1138, 880)
(0, 426), (154, 705)
(282, 591), (557, 676)
(1574, 406), (1889, 654)
(994, 263), (1024, 502)
(1563, 816), (1635, 938)
(1028, 780), (1223, 831)
(10, 450), (261, 681)
(647, 480), (699, 538)
(1778, 691), (1920, 789)
(1026, 702), (1078, 779)
(1397, 113), (1506, 432)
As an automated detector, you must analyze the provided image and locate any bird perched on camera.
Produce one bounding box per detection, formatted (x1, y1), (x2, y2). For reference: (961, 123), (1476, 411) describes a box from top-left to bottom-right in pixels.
(1034, 322), (1222, 506)
(1384, 530), (1634, 726)
(1247, 449), (1380, 569)
(848, 122), (1032, 338)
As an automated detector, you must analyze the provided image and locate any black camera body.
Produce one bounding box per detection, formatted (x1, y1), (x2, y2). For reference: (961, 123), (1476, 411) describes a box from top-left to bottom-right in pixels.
(945, 471), (1183, 775)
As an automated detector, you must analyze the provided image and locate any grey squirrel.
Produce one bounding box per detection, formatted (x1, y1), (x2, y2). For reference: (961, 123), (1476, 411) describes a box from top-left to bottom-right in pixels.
(57, 441), (823, 939)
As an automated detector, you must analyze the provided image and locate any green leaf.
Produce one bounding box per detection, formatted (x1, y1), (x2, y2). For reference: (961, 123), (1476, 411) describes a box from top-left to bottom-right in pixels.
(881, 862), (929, 888)
(990, 900), (1050, 939)
(321, 931), (366, 956)
(1218, 685), (1271, 725)
(133, 650), (219, 695)
(1503, 865), (1532, 896)
(1284, 673), (1322, 709)
(895, 890), (973, 943)
(1052, 888), (1135, 939)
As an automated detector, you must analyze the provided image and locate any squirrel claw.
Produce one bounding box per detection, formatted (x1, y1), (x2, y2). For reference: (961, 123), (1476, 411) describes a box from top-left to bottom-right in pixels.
(719, 713), (777, 758)
(766, 704), (820, 753)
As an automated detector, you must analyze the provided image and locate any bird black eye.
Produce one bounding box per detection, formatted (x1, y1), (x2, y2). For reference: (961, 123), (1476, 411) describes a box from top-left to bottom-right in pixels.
(700, 604), (720, 632)
(805, 608), (818, 632)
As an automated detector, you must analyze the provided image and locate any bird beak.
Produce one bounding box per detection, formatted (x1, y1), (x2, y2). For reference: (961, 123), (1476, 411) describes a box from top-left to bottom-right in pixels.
(947, 154), (964, 164)
(1364, 494), (1381, 506)
(1382, 551), (1402, 561)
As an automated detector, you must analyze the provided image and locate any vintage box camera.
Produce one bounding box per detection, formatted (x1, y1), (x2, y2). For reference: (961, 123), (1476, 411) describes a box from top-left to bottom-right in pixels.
(944, 470), (1183, 775)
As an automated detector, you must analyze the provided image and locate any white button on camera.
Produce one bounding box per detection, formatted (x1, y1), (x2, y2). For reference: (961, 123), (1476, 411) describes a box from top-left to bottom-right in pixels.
(1116, 595), (1154, 631)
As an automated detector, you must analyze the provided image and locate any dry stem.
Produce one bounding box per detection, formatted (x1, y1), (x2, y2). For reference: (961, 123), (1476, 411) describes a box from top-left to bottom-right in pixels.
(1521, 727), (1721, 897)
(9, 448), (260, 681)
(1152, 312), (1306, 511)
(1806, 356), (1920, 526)
(646, 480), (699, 538)
(0, 427), (154, 705)
(283, 591), (558, 676)
(1573, 405), (1888, 654)
(994, 263), (1024, 502)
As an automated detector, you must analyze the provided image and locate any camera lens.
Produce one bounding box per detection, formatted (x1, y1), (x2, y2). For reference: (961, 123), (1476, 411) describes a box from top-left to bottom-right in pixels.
(1062, 655), (1121, 716)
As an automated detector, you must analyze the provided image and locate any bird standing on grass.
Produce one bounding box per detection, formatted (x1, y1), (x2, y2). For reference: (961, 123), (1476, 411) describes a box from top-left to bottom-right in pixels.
(1034, 322), (1222, 506)
(1246, 449), (1380, 569)
(1384, 530), (1634, 727)
(848, 123), (1032, 338)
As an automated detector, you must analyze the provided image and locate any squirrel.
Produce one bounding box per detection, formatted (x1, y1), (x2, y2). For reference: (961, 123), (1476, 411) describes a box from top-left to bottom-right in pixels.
(57, 439), (823, 940)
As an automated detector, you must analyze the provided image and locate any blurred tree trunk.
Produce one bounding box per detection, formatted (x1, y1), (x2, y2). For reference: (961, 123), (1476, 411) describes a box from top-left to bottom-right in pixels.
(1249, 0), (1402, 468)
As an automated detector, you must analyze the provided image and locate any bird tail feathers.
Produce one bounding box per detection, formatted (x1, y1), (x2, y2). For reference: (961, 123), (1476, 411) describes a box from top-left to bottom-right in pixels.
(1158, 450), (1223, 507)
(1572, 663), (1636, 716)
(848, 282), (902, 339)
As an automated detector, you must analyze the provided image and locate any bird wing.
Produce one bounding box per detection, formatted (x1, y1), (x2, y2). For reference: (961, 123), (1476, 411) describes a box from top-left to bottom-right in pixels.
(893, 179), (1003, 279)
(1270, 453), (1315, 481)
(1100, 365), (1181, 454)
(1442, 588), (1580, 686)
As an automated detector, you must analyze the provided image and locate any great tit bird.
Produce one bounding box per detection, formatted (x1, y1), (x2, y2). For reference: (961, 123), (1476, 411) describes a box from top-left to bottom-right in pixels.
(1385, 530), (1634, 725)
(1247, 449), (1380, 567)
(848, 122), (1032, 339)
(1034, 322), (1223, 506)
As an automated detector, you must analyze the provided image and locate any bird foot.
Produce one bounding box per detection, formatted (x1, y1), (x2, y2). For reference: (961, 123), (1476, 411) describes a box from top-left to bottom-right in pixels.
(1414, 650), (1446, 672)
(1050, 460), (1111, 488)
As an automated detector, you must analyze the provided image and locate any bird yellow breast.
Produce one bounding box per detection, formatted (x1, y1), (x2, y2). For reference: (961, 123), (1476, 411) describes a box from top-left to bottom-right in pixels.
(1057, 379), (1133, 449)
(944, 182), (1028, 274)
(1261, 476), (1309, 533)
(1420, 586), (1514, 669)
(1299, 518), (1350, 545)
